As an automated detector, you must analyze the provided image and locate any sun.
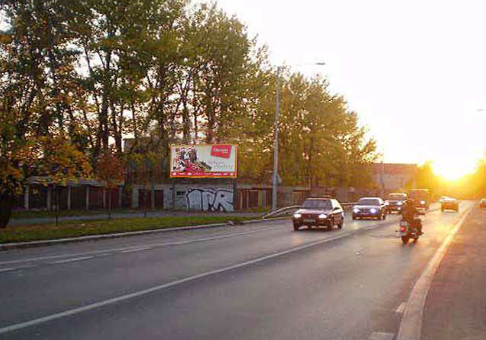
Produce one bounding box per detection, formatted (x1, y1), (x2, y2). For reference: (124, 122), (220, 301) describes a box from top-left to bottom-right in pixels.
(432, 159), (477, 181)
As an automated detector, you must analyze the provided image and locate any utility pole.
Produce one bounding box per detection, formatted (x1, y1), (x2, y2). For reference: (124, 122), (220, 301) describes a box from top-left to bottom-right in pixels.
(271, 62), (326, 211)
(272, 67), (281, 212)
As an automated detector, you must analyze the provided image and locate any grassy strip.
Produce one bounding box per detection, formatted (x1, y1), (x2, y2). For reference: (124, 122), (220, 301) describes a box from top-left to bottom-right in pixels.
(0, 216), (255, 244)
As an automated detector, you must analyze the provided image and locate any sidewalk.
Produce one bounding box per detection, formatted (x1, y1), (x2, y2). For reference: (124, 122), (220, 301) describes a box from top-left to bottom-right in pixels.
(422, 206), (486, 340)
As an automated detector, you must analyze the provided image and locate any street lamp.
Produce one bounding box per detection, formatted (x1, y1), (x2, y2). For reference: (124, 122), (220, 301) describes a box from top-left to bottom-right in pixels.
(272, 62), (326, 211)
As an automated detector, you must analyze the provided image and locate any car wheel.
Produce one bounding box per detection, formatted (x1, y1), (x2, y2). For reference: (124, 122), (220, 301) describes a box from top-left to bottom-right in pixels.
(382, 212), (386, 220)
(293, 224), (300, 231)
(352, 215), (357, 220)
(338, 218), (344, 229)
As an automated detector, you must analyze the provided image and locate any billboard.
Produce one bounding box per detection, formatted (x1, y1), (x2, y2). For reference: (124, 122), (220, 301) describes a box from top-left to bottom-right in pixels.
(170, 145), (237, 178)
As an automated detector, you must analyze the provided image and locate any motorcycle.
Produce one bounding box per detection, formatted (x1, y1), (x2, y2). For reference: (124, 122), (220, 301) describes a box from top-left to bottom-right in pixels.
(397, 214), (424, 244)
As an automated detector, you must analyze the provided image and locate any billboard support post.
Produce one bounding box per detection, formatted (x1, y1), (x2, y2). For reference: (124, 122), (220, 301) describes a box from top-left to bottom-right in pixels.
(233, 178), (238, 211)
(171, 179), (176, 210)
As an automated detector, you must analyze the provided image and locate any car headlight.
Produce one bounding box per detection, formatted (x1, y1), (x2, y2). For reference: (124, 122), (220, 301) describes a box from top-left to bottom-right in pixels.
(353, 208), (360, 213)
(420, 200), (426, 204)
(370, 208), (377, 214)
(293, 213), (302, 219)
(398, 202), (403, 206)
(318, 214), (327, 219)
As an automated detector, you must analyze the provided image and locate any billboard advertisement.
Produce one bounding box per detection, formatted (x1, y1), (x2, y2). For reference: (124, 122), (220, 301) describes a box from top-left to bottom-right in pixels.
(170, 145), (237, 178)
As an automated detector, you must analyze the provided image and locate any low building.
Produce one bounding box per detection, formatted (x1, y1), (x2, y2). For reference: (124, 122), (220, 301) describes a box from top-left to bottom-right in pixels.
(372, 163), (418, 192)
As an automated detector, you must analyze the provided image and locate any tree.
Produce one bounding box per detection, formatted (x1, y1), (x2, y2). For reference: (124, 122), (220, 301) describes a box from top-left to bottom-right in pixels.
(96, 146), (125, 220)
(0, 0), (91, 227)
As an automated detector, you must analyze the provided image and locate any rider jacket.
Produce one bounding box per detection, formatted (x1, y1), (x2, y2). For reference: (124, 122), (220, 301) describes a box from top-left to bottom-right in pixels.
(401, 204), (419, 222)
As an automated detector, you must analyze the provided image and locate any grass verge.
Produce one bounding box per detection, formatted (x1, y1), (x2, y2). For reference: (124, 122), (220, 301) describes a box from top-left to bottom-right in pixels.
(0, 215), (256, 244)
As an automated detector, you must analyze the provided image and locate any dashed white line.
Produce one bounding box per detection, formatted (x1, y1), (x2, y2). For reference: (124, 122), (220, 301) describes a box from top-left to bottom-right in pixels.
(369, 332), (395, 340)
(0, 232), (351, 335)
(0, 265), (32, 273)
(395, 302), (407, 314)
(51, 256), (94, 264)
(121, 247), (153, 253)
(0, 226), (283, 266)
(0, 267), (17, 273)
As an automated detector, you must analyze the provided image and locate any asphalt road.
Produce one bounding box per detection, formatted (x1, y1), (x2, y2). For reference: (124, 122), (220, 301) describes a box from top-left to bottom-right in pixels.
(0, 202), (474, 340)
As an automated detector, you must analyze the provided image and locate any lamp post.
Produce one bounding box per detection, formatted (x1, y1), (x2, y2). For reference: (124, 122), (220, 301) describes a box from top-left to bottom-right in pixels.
(272, 62), (326, 211)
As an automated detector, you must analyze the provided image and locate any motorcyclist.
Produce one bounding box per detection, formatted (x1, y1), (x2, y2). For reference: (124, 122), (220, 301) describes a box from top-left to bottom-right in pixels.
(401, 198), (423, 235)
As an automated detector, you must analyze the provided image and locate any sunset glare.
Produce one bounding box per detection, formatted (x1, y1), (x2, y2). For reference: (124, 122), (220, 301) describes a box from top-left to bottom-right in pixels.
(432, 158), (477, 181)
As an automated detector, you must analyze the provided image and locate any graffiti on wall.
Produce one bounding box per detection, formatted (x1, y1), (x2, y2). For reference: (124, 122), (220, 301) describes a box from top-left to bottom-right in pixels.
(186, 188), (234, 212)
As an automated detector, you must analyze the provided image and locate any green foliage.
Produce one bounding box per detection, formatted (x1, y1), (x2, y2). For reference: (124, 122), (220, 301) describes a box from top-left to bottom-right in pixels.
(0, 0), (378, 228)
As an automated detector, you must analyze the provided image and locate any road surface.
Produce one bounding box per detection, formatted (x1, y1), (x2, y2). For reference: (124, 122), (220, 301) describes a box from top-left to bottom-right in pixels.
(0, 202), (474, 339)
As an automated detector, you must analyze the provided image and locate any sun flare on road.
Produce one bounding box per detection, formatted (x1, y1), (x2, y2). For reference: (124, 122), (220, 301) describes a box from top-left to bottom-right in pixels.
(432, 159), (477, 181)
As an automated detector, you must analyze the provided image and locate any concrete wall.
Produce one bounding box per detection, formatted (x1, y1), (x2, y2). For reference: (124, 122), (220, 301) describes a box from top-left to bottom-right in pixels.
(132, 184), (235, 212)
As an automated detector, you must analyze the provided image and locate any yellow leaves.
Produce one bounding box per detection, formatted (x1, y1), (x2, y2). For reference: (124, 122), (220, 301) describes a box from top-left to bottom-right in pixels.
(96, 146), (125, 188)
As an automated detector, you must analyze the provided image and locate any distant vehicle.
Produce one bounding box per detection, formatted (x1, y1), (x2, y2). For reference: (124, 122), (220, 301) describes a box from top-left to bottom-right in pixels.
(386, 193), (407, 214)
(352, 197), (387, 220)
(409, 189), (430, 210)
(480, 199), (486, 209)
(441, 197), (459, 212)
(439, 196), (450, 203)
(293, 198), (344, 231)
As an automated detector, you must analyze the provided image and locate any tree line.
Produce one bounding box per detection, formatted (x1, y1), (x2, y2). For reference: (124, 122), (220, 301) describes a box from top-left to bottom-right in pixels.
(0, 0), (377, 227)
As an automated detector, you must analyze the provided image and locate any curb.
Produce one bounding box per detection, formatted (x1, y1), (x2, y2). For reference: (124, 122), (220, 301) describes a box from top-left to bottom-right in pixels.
(396, 205), (474, 340)
(0, 217), (290, 252)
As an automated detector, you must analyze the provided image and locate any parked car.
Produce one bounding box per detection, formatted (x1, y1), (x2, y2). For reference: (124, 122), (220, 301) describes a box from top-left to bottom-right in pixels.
(441, 197), (459, 212)
(480, 198), (486, 209)
(353, 197), (387, 220)
(293, 198), (344, 231)
(386, 193), (407, 214)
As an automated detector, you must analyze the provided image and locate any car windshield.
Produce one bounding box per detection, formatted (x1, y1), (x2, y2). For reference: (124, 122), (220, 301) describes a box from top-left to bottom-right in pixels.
(302, 200), (332, 210)
(358, 199), (380, 206)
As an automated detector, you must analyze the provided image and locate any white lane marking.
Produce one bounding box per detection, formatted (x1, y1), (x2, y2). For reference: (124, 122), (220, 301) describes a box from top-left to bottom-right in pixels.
(369, 332), (395, 340)
(0, 226), (284, 266)
(0, 232), (353, 335)
(395, 302), (407, 314)
(121, 247), (153, 253)
(51, 256), (94, 264)
(0, 267), (17, 273)
(0, 265), (33, 273)
(396, 206), (473, 340)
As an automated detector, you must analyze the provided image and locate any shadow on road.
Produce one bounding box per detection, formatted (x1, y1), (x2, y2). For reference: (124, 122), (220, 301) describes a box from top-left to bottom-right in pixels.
(294, 228), (340, 233)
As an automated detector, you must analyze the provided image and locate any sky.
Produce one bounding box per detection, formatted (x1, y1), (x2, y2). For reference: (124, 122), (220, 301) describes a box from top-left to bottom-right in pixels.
(211, 0), (486, 176)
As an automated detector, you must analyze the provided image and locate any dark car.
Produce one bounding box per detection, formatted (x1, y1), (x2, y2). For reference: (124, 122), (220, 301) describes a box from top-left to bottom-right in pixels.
(441, 197), (459, 212)
(293, 198), (344, 231)
(409, 189), (430, 210)
(386, 193), (407, 214)
(352, 197), (387, 220)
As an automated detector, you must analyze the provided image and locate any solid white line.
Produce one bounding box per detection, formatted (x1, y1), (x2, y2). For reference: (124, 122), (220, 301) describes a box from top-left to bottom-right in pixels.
(0, 226), (283, 266)
(51, 256), (94, 264)
(0, 232), (352, 335)
(395, 302), (407, 314)
(396, 205), (473, 340)
(369, 332), (395, 340)
(121, 247), (153, 253)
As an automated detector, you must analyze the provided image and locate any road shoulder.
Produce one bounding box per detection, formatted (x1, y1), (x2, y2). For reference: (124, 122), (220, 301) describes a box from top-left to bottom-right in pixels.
(422, 206), (486, 340)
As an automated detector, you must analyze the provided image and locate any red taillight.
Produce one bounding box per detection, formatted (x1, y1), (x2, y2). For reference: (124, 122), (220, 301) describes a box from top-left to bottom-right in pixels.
(400, 227), (406, 232)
